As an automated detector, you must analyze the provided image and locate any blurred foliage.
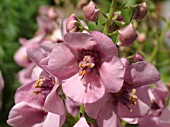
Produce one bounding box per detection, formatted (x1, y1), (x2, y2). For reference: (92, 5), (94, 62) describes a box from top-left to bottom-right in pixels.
(0, 0), (170, 126)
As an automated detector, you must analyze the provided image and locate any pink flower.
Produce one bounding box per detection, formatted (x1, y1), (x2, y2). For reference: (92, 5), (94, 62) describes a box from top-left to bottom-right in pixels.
(27, 31), (125, 103)
(8, 67), (66, 126)
(14, 33), (45, 67)
(7, 102), (65, 127)
(85, 58), (160, 127)
(138, 81), (170, 127)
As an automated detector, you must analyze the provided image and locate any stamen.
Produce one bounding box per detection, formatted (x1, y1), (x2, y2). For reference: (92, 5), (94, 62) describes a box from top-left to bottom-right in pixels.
(128, 89), (138, 106)
(33, 76), (55, 95)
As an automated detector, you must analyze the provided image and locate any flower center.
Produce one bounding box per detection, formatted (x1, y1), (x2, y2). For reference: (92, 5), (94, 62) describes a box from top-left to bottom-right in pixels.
(114, 88), (138, 112)
(34, 76), (56, 95)
(78, 49), (100, 79)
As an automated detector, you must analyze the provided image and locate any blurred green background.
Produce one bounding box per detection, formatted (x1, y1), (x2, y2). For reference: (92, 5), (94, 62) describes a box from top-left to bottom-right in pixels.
(0, 0), (170, 126)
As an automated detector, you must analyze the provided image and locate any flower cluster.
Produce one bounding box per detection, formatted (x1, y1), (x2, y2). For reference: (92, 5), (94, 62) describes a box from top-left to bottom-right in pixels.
(7, 1), (170, 127)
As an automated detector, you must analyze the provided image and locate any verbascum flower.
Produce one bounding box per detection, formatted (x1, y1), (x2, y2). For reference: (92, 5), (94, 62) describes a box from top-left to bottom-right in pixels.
(27, 31), (125, 103)
(7, 66), (66, 127)
(85, 58), (160, 127)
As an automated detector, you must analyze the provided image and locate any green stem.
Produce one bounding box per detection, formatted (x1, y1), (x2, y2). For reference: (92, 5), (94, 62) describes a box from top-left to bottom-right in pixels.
(149, 21), (170, 63)
(103, 0), (118, 35)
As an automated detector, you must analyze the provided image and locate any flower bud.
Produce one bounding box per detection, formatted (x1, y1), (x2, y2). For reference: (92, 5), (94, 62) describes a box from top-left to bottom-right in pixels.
(118, 24), (138, 46)
(83, 1), (99, 22)
(132, 3), (148, 21)
(66, 14), (79, 33)
(133, 53), (144, 62)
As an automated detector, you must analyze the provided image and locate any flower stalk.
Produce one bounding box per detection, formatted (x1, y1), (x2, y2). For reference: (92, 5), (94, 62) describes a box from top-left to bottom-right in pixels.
(103, 0), (118, 35)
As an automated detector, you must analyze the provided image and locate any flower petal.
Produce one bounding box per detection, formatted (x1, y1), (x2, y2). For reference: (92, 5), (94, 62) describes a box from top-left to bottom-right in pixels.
(64, 32), (97, 49)
(97, 99), (118, 127)
(7, 102), (45, 127)
(99, 57), (125, 93)
(44, 82), (65, 115)
(73, 116), (90, 127)
(15, 81), (46, 107)
(47, 43), (79, 80)
(125, 61), (160, 88)
(62, 72), (105, 103)
(85, 94), (112, 119)
(27, 48), (47, 68)
(91, 31), (118, 60)
(43, 112), (66, 127)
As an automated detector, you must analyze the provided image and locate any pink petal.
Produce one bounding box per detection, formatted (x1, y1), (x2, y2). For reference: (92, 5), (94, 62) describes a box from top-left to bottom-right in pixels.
(64, 32), (97, 49)
(43, 112), (66, 127)
(118, 86), (151, 118)
(97, 99), (117, 127)
(85, 94), (112, 119)
(15, 81), (46, 107)
(44, 82), (65, 115)
(99, 57), (125, 93)
(7, 102), (46, 127)
(47, 43), (79, 79)
(160, 105), (170, 125)
(125, 61), (160, 88)
(139, 115), (160, 127)
(40, 42), (58, 52)
(62, 72), (105, 103)
(91, 31), (118, 60)
(73, 116), (90, 127)
(27, 48), (47, 67)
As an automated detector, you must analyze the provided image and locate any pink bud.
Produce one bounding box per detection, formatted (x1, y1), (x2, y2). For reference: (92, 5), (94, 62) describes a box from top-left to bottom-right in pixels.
(118, 24), (138, 46)
(132, 3), (148, 21)
(83, 1), (99, 22)
(66, 14), (79, 33)
(133, 53), (144, 62)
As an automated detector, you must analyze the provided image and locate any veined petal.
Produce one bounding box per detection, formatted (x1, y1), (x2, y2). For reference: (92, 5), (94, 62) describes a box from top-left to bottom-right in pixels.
(64, 32), (97, 50)
(99, 57), (125, 93)
(125, 61), (160, 88)
(47, 43), (79, 80)
(91, 31), (118, 60)
(85, 94), (112, 119)
(62, 72), (105, 103)
(7, 102), (46, 127)
(44, 82), (65, 115)
(97, 99), (118, 127)
(15, 81), (46, 107)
